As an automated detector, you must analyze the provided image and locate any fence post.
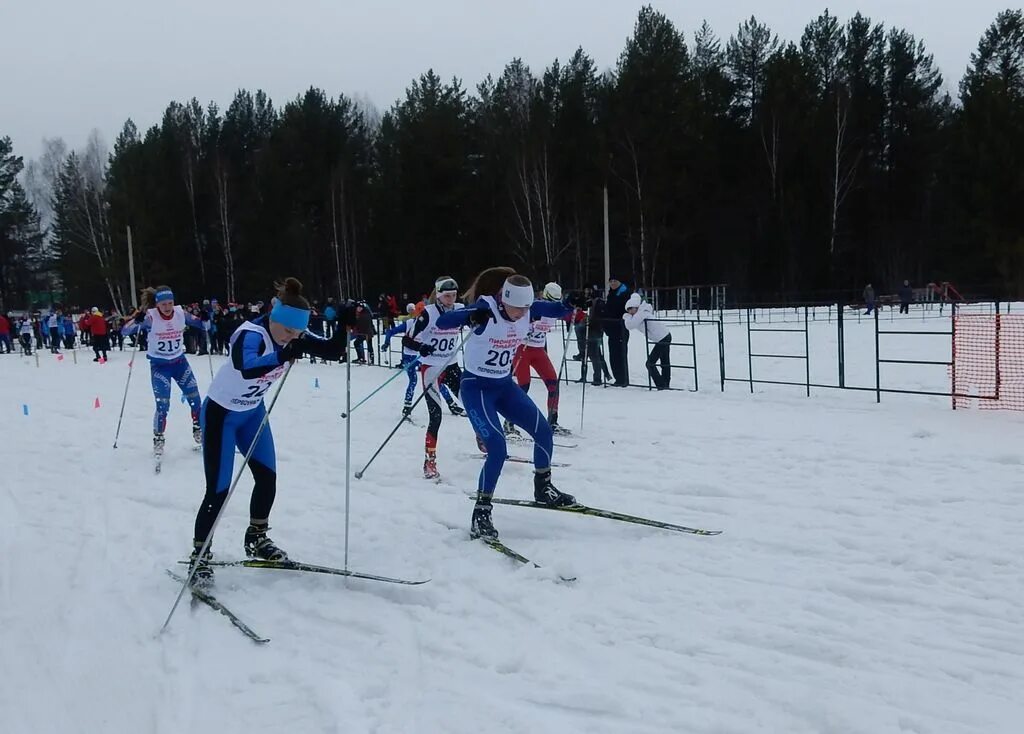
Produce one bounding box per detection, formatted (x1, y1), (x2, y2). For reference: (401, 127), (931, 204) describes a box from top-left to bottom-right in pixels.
(718, 319), (725, 392)
(746, 308), (754, 394)
(951, 303), (958, 410)
(874, 306), (881, 404)
(804, 305), (810, 398)
(691, 321), (699, 393)
(837, 300), (845, 389)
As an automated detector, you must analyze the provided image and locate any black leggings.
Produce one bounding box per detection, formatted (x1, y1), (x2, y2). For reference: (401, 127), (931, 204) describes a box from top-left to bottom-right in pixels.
(194, 400), (277, 545)
(424, 364), (463, 448)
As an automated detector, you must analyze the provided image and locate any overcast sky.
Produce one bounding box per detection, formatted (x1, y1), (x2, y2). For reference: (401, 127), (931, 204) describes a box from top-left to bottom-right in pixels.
(0, 0), (1009, 161)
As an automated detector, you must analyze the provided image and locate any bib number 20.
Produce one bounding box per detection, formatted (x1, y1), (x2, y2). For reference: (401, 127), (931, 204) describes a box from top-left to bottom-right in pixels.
(484, 350), (511, 368)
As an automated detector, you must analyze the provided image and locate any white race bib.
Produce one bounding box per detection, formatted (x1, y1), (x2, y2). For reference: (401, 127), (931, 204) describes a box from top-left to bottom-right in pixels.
(147, 306), (186, 360)
(463, 296), (530, 378)
(206, 320), (287, 411)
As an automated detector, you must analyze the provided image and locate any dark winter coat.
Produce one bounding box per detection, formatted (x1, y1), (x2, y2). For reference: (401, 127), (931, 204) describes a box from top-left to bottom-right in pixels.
(605, 283), (631, 319)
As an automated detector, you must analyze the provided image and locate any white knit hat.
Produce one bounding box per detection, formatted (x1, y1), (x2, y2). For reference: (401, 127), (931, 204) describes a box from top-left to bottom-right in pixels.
(625, 293), (642, 310)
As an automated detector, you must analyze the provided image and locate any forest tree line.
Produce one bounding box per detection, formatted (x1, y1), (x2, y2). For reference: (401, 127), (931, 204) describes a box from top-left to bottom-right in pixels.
(2, 6), (1024, 313)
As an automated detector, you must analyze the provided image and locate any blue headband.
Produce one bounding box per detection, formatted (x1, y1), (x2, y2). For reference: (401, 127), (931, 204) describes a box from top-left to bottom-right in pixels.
(271, 302), (310, 331)
(155, 289), (174, 303)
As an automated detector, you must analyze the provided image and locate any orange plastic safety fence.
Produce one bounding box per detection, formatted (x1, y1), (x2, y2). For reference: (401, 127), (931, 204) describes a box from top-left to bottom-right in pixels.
(952, 314), (1024, 410)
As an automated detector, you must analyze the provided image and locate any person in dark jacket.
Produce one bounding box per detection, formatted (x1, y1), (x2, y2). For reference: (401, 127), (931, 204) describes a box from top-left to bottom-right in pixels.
(899, 280), (913, 314)
(353, 301), (377, 364)
(605, 278), (631, 386)
(578, 296), (611, 385)
(863, 284), (876, 315)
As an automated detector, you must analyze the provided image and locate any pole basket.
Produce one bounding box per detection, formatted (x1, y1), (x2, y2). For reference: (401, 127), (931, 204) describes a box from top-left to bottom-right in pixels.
(951, 313), (1024, 410)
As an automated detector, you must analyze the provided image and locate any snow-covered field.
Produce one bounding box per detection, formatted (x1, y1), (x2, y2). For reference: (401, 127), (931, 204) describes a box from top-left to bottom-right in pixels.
(3, 308), (1023, 734)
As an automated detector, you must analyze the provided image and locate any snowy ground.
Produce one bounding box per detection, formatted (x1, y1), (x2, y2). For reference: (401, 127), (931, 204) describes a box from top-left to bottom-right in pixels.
(3, 309), (1023, 733)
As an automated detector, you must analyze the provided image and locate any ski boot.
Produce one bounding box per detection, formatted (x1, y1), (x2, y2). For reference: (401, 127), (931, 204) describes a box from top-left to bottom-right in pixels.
(534, 469), (577, 507)
(470, 494), (498, 539)
(244, 524), (288, 561)
(503, 419), (522, 439)
(188, 545), (214, 588)
(548, 411), (571, 436)
(192, 417), (203, 445)
(153, 433), (165, 458)
(402, 403), (413, 418)
(448, 402), (466, 417)
(423, 449), (440, 479)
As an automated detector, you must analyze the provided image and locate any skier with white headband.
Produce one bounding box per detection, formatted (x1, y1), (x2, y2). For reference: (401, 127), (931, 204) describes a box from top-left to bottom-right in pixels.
(435, 266), (575, 540)
(403, 275), (466, 479)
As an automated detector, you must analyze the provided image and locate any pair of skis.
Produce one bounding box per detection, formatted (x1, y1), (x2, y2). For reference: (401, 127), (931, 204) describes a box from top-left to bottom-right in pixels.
(473, 496), (721, 577)
(169, 500), (721, 643)
(167, 559), (429, 644)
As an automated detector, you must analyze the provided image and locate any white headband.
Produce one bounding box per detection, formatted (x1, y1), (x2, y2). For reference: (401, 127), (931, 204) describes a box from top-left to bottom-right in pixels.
(501, 279), (534, 308)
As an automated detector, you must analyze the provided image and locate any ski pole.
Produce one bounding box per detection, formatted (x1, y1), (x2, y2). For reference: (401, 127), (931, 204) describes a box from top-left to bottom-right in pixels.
(341, 358), (420, 418)
(112, 347), (138, 449)
(355, 332), (470, 480)
(205, 328), (214, 381)
(580, 313), (591, 433)
(160, 364), (292, 635)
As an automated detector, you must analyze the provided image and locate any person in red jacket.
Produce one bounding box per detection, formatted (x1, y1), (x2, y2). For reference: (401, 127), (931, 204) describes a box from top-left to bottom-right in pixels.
(89, 307), (109, 362)
(78, 313), (92, 346)
(0, 313), (11, 354)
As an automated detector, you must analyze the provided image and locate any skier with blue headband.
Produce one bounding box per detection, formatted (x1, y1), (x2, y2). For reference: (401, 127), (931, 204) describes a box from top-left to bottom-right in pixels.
(187, 277), (353, 585)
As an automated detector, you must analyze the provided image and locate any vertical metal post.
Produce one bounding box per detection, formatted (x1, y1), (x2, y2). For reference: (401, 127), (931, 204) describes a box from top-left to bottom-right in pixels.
(343, 345), (352, 570)
(602, 185), (610, 288)
(691, 321), (699, 393)
(717, 319), (725, 392)
(837, 300), (845, 389)
(126, 226), (138, 308)
(804, 306), (810, 397)
(746, 308), (754, 394)
(874, 306), (881, 404)
(951, 303), (958, 410)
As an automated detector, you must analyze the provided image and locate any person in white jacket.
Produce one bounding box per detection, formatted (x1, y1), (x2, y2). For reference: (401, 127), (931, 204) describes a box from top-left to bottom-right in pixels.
(622, 293), (672, 390)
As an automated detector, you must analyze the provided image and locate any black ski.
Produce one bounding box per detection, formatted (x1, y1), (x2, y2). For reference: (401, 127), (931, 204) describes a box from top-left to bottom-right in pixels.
(185, 558), (430, 586)
(477, 497), (723, 536)
(165, 569), (269, 644)
(477, 538), (576, 583)
(471, 454), (570, 468)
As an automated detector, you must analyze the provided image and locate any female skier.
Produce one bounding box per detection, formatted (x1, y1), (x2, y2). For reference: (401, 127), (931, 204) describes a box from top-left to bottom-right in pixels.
(403, 276), (466, 479)
(435, 267), (575, 539)
(188, 277), (350, 584)
(382, 303), (460, 419)
(122, 286), (208, 459)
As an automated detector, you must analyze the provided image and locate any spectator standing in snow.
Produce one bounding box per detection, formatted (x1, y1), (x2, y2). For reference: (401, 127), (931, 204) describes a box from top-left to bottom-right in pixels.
(605, 278), (631, 386)
(863, 284), (876, 315)
(623, 293), (673, 390)
(899, 280), (913, 314)
(0, 313), (11, 353)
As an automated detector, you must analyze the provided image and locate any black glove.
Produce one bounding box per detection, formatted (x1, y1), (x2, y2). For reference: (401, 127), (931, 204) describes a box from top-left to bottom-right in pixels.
(468, 308), (494, 327)
(417, 343), (436, 357)
(278, 337), (306, 363)
(134, 311), (146, 324)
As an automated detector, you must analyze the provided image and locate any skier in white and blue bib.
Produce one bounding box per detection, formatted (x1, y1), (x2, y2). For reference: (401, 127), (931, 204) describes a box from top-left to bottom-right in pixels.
(188, 277), (351, 585)
(122, 285), (208, 457)
(435, 267), (577, 540)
